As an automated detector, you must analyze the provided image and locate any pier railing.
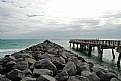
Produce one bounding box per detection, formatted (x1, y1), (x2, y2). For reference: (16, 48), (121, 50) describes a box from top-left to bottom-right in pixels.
(69, 39), (121, 68)
(69, 39), (121, 47)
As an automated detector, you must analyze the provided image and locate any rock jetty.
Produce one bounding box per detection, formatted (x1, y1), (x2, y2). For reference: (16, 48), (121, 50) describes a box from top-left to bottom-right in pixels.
(0, 40), (121, 81)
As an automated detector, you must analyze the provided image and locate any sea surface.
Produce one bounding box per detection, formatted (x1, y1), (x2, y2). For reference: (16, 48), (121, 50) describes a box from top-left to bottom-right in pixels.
(0, 39), (121, 77)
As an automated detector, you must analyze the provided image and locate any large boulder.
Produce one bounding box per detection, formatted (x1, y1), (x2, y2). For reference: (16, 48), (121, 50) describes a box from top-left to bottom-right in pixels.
(40, 54), (54, 59)
(23, 69), (32, 77)
(96, 71), (118, 81)
(15, 61), (28, 71)
(81, 71), (100, 81)
(5, 61), (16, 73)
(55, 71), (69, 81)
(77, 62), (90, 75)
(0, 65), (3, 74)
(51, 56), (66, 64)
(36, 75), (56, 81)
(34, 59), (57, 72)
(110, 78), (120, 81)
(22, 77), (36, 81)
(63, 61), (76, 76)
(0, 74), (10, 81)
(6, 69), (25, 81)
(67, 75), (89, 81)
(24, 58), (36, 65)
(33, 69), (53, 78)
(52, 60), (65, 70)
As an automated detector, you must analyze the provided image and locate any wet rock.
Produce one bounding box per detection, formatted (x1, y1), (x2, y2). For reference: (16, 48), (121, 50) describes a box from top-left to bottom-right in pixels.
(40, 54), (54, 59)
(15, 61), (28, 71)
(63, 61), (76, 76)
(6, 69), (25, 81)
(0, 65), (3, 74)
(5, 61), (16, 73)
(77, 62), (90, 75)
(33, 69), (53, 78)
(67, 75), (89, 81)
(24, 58), (36, 65)
(36, 75), (56, 81)
(96, 71), (118, 81)
(87, 62), (94, 71)
(52, 60), (65, 70)
(55, 71), (69, 81)
(23, 69), (32, 77)
(81, 71), (100, 81)
(51, 56), (66, 64)
(11, 53), (23, 59)
(0, 74), (10, 81)
(22, 77), (36, 81)
(93, 67), (109, 73)
(110, 78), (120, 81)
(71, 57), (79, 66)
(34, 59), (57, 72)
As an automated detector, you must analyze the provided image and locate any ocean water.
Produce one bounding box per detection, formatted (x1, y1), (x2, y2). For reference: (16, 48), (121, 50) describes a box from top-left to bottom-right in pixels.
(0, 39), (121, 77)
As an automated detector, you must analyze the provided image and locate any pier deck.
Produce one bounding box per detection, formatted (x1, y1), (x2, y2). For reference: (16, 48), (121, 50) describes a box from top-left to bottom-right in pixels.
(69, 39), (121, 68)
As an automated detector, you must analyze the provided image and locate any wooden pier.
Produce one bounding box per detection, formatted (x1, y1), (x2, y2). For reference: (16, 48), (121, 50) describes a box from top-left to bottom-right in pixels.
(69, 39), (121, 68)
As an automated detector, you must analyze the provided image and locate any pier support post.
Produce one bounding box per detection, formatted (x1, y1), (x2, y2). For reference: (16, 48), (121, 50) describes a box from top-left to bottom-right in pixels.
(84, 45), (87, 50)
(117, 53), (121, 68)
(76, 44), (79, 50)
(98, 46), (103, 60)
(70, 43), (71, 47)
(88, 45), (92, 56)
(112, 49), (115, 59)
(72, 43), (75, 49)
(80, 44), (82, 50)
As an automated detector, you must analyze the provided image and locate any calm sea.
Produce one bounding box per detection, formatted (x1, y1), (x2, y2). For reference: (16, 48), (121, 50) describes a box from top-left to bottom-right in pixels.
(0, 39), (121, 77)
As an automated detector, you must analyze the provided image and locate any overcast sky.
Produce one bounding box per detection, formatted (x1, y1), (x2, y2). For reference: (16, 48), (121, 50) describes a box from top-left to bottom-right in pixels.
(0, 0), (121, 39)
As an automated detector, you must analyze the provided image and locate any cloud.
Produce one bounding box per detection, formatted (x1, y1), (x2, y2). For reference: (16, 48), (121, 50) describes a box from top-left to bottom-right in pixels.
(0, 0), (121, 39)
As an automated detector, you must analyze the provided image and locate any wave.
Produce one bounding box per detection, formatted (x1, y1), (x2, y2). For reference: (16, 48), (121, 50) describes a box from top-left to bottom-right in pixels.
(0, 48), (22, 58)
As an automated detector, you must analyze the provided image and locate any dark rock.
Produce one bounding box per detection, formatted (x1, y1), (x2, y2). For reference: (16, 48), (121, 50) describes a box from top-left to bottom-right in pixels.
(30, 64), (34, 72)
(11, 53), (23, 59)
(23, 69), (32, 77)
(87, 62), (94, 71)
(55, 71), (69, 81)
(40, 54), (54, 59)
(6, 69), (25, 81)
(77, 56), (86, 62)
(110, 78), (120, 81)
(93, 67), (108, 73)
(96, 71), (118, 81)
(52, 60), (65, 70)
(63, 61), (76, 76)
(81, 71), (100, 81)
(0, 74), (10, 81)
(36, 75), (56, 81)
(71, 57), (79, 66)
(43, 40), (51, 43)
(67, 75), (89, 81)
(77, 62), (90, 75)
(34, 59), (57, 72)
(5, 61), (16, 73)
(2, 57), (11, 67)
(22, 77), (36, 81)
(33, 69), (53, 78)
(24, 58), (36, 65)
(15, 61), (28, 71)
(51, 56), (66, 64)
(0, 65), (3, 74)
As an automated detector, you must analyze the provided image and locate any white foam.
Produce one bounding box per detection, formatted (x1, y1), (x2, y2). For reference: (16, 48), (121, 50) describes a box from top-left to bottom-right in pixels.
(0, 48), (22, 58)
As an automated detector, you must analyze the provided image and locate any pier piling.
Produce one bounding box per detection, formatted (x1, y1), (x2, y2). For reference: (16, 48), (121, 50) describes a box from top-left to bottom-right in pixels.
(69, 39), (121, 68)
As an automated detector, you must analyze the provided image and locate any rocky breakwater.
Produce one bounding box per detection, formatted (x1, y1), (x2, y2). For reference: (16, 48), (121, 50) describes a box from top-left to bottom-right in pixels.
(0, 40), (121, 81)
